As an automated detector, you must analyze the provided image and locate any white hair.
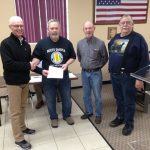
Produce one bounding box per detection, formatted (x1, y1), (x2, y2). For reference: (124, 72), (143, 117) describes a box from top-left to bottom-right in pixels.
(9, 16), (23, 25)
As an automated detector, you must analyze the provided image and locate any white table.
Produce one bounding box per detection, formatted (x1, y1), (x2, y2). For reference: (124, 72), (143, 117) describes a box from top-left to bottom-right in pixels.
(30, 72), (78, 83)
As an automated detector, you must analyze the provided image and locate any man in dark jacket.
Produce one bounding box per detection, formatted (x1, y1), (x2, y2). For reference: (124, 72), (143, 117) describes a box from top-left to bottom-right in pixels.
(0, 16), (35, 149)
(108, 14), (149, 136)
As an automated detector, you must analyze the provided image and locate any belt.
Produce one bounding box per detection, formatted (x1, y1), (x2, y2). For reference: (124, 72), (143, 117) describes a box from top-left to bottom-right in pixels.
(82, 68), (100, 72)
(112, 72), (130, 75)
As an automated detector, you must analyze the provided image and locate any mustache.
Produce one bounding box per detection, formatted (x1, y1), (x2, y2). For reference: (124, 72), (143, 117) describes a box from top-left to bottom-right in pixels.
(122, 27), (129, 29)
(52, 32), (58, 35)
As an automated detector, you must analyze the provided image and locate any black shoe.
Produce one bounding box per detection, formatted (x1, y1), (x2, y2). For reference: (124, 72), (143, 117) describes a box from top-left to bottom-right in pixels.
(15, 140), (31, 149)
(122, 125), (133, 136)
(109, 117), (124, 127)
(81, 113), (93, 119)
(23, 128), (36, 134)
(95, 116), (102, 124)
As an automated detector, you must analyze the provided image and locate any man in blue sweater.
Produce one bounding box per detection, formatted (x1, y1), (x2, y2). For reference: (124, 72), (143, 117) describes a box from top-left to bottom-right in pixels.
(108, 14), (149, 135)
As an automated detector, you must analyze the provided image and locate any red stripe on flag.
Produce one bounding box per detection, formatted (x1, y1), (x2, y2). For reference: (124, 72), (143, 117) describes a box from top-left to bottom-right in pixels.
(94, 0), (148, 24)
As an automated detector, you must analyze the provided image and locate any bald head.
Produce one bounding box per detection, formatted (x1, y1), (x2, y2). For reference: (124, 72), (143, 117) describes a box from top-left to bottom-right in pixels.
(83, 21), (95, 38)
(83, 21), (94, 28)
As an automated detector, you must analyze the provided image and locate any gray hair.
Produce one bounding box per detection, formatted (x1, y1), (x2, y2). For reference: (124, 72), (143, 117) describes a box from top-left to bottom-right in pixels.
(120, 14), (134, 24)
(47, 19), (60, 29)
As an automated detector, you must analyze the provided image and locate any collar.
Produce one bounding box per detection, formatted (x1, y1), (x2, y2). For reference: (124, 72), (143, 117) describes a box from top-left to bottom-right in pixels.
(10, 33), (25, 42)
(86, 36), (95, 44)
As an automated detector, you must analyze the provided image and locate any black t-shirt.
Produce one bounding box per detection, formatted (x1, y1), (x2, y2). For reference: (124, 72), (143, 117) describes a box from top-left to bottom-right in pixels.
(32, 36), (76, 70)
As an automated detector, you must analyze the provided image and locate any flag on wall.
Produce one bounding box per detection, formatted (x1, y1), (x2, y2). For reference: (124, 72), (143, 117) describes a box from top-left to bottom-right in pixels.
(94, 0), (148, 24)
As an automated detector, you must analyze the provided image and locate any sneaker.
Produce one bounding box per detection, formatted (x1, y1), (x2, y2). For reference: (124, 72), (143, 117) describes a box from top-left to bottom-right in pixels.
(35, 100), (44, 109)
(95, 116), (102, 124)
(81, 113), (93, 119)
(109, 117), (124, 127)
(122, 125), (133, 136)
(51, 119), (58, 128)
(22, 128), (36, 134)
(64, 117), (74, 125)
(15, 140), (31, 149)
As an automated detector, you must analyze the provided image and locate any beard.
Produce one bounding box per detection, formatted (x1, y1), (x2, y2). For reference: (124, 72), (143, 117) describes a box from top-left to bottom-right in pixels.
(50, 34), (59, 42)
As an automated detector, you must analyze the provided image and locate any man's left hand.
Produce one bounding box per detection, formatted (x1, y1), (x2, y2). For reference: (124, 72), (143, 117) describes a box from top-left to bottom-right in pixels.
(135, 80), (144, 91)
(61, 64), (68, 71)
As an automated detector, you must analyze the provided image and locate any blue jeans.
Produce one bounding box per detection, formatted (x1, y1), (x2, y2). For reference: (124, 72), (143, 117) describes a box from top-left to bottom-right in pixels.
(81, 70), (102, 117)
(110, 73), (136, 127)
(42, 73), (72, 120)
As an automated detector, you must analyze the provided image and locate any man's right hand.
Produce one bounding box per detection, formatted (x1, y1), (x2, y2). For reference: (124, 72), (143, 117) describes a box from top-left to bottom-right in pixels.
(42, 70), (49, 77)
(30, 58), (40, 70)
(30, 61), (36, 70)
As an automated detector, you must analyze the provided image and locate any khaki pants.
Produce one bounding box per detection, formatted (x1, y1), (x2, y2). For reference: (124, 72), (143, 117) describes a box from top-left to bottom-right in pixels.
(7, 84), (29, 142)
(34, 83), (43, 102)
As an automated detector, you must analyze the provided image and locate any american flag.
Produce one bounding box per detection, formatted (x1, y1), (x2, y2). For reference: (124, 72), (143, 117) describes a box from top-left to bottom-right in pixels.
(94, 0), (148, 24)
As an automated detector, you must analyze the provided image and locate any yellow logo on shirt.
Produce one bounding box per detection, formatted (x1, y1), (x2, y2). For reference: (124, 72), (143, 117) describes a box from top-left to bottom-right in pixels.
(51, 52), (63, 64)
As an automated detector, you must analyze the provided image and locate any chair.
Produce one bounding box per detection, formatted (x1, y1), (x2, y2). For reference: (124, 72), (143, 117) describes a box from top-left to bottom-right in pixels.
(28, 85), (36, 109)
(0, 76), (8, 126)
(136, 83), (150, 113)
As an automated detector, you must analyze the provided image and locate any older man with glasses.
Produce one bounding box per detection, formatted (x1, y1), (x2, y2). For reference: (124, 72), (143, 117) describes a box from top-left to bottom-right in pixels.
(0, 16), (36, 149)
(108, 14), (149, 136)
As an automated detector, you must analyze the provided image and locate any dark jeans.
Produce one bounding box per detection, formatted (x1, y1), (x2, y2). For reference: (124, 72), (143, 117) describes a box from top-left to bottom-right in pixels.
(42, 74), (72, 120)
(110, 73), (136, 127)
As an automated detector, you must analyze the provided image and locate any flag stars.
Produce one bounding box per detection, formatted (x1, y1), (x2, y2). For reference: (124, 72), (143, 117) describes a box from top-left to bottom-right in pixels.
(98, 0), (120, 5)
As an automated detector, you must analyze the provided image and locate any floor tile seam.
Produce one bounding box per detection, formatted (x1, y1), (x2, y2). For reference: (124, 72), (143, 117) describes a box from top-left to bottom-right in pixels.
(71, 101), (110, 150)
(43, 107), (59, 150)
(54, 136), (86, 150)
(3, 112), (10, 150)
(71, 96), (114, 150)
(72, 125), (87, 150)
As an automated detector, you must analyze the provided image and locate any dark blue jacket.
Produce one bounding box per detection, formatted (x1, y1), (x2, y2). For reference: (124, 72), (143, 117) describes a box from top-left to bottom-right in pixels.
(108, 31), (149, 73)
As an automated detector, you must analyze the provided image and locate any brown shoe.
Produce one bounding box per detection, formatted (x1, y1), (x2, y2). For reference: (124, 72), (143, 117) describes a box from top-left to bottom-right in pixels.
(35, 100), (44, 109)
(95, 116), (102, 124)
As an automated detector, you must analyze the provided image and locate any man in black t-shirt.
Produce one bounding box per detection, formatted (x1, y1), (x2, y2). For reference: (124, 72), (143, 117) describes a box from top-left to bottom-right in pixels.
(32, 19), (76, 128)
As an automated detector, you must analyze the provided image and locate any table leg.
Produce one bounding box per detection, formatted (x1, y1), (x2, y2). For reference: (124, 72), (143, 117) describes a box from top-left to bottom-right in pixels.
(0, 99), (1, 126)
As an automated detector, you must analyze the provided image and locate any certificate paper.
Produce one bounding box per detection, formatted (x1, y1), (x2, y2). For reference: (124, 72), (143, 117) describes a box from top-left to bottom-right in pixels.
(47, 66), (63, 79)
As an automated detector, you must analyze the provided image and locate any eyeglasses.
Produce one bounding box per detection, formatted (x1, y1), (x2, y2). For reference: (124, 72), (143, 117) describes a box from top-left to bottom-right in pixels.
(12, 25), (24, 28)
(119, 21), (133, 25)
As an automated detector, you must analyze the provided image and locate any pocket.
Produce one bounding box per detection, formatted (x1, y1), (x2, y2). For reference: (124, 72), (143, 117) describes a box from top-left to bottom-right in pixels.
(90, 49), (99, 58)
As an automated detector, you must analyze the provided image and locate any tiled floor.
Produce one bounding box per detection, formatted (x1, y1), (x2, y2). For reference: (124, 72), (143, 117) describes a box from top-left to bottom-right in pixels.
(0, 96), (112, 150)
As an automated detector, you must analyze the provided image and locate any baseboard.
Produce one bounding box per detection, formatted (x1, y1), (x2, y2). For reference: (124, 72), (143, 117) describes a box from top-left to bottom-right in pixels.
(71, 80), (111, 89)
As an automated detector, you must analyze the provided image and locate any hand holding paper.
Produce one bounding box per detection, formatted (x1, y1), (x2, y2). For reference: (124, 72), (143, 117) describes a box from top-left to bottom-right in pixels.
(47, 66), (64, 78)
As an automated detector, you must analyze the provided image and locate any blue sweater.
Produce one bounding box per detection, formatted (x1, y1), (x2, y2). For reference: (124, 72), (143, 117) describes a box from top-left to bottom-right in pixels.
(108, 32), (149, 73)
